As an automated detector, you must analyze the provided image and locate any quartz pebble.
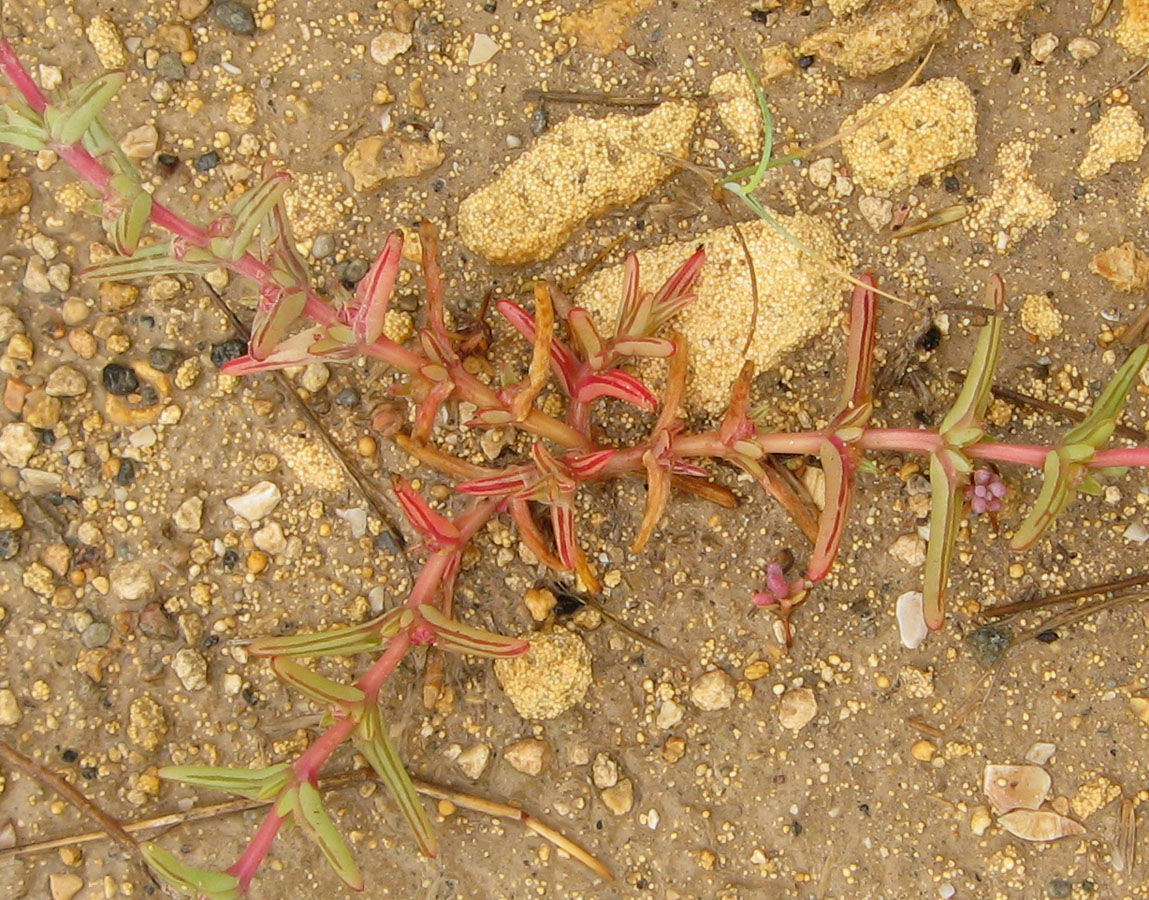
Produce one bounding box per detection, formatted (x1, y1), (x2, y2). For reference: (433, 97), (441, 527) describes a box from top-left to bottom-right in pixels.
(1, 422), (39, 466)
(896, 591), (928, 649)
(49, 873), (84, 900)
(110, 561), (154, 600)
(226, 481), (282, 521)
(456, 743), (491, 779)
(592, 752), (619, 789)
(690, 669), (735, 711)
(173, 496), (204, 532)
(778, 687), (818, 730)
(371, 30), (412, 66)
(503, 738), (550, 775)
(0, 688), (20, 726)
(467, 33), (500, 66)
(45, 366), (87, 397)
(173, 648), (208, 691)
(600, 777), (634, 815)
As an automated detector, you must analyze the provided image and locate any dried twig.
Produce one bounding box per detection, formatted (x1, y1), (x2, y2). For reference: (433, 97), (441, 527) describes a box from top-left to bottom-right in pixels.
(521, 89), (666, 107)
(983, 572), (1149, 620)
(0, 741), (138, 855)
(944, 371), (1148, 442)
(0, 768), (614, 880)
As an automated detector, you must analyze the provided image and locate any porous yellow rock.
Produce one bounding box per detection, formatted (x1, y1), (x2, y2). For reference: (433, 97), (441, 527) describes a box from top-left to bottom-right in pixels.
(1091, 242), (1149, 293)
(799, 0), (949, 79)
(86, 16), (129, 70)
(575, 215), (847, 412)
(966, 140), (1056, 251)
(828, 0), (869, 15)
(1116, 0), (1149, 57)
(1079, 105), (1146, 180)
(954, 0), (1037, 27)
(494, 630), (593, 719)
(710, 71), (765, 159)
(561, 0), (653, 56)
(840, 78), (977, 193)
(1019, 294), (1063, 341)
(458, 102), (698, 265)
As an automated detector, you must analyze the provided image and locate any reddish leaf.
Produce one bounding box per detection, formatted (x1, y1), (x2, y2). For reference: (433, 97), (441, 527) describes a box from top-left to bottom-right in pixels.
(497, 299), (581, 395)
(575, 369), (658, 410)
(350, 230), (403, 345)
(392, 477), (460, 548)
(632, 449), (670, 554)
(807, 438), (855, 583)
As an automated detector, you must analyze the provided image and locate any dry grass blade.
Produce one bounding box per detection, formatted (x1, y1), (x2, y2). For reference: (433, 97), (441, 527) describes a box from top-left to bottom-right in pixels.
(905, 716), (945, 738)
(890, 204), (968, 240)
(521, 89), (664, 108)
(0, 768), (614, 880)
(1115, 796), (1136, 873)
(1016, 591), (1149, 642)
(717, 191), (759, 358)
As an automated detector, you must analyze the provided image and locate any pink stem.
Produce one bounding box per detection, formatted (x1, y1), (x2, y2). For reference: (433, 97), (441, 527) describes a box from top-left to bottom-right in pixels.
(1091, 446), (1149, 468)
(227, 806), (287, 891)
(857, 428), (944, 455)
(966, 442), (1050, 467)
(0, 38), (339, 328)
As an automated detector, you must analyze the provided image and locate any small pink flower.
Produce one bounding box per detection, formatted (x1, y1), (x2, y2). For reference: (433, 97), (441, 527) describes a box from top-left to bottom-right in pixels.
(965, 467), (1006, 515)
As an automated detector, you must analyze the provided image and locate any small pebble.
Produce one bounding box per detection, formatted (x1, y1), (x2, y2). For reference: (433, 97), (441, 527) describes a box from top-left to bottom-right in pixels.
(503, 738), (550, 776)
(778, 687), (817, 730)
(600, 777), (634, 815)
(195, 151), (221, 172)
(102, 363), (139, 395)
(210, 338), (246, 368)
(456, 743), (491, 779)
(214, 0), (256, 34)
(45, 366), (87, 398)
(690, 669), (735, 711)
(149, 347), (181, 372)
(80, 621), (112, 649)
(226, 481), (282, 521)
(173, 648), (209, 691)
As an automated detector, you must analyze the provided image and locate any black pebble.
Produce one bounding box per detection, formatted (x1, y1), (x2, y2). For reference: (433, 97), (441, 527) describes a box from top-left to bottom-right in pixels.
(210, 339), (247, 368)
(797, 55), (815, 69)
(81, 766), (98, 780)
(149, 347), (181, 372)
(751, 8), (769, 23)
(214, 0), (256, 35)
(1036, 630), (1060, 644)
(222, 548), (239, 568)
(195, 151), (220, 172)
(336, 258), (369, 289)
(62, 748), (78, 762)
(918, 324), (942, 351)
(335, 387), (360, 406)
(156, 153), (179, 175)
(115, 458), (137, 486)
(530, 105), (548, 136)
(0, 530), (19, 560)
(944, 175), (961, 193)
(102, 363), (139, 395)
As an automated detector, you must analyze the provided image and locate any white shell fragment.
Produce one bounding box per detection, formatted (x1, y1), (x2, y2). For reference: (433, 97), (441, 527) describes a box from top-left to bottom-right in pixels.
(997, 809), (1086, 842)
(984, 764), (1052, 814)
(896, 591), (928, 649)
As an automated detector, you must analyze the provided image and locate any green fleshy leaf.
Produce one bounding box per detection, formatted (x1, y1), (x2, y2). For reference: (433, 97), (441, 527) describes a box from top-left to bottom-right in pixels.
(0, 122), (48, 151)
(249, 608), (405, 658)
(418, 604), (529, 658)
(110, 188), (153, 255)
(923, 450), (969, 631)
(270, 656), (366, 710)
(142, 843), (240, 899)
(939, 275), (1004, 444)
(1010, 451), (1077, 551)
(295, 782), (364, 891)
(82, 242), (218, 281)
(354, 705), (438, 857)
(46, 71), (125, 144)
(226, 171), (291, 260)
(1064, 345), (1149, 446)
(734, 47), (774, 195)
(250, 288), (308, 360)
(159, 763), (292, 802)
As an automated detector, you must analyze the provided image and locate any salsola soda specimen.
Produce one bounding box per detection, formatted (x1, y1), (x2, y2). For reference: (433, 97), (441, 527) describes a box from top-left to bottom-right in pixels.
(3, 34), (1149, 898)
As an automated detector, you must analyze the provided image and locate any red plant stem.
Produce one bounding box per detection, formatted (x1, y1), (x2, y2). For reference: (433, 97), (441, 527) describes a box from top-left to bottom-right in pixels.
(229, 630), (414, 890)
(1091, 446), (1149, 468)
(227, 805), (286, 890)
(0, 37), (339, 328)
(966, 442), (1050, 467)
(857, 428), (944, 455)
